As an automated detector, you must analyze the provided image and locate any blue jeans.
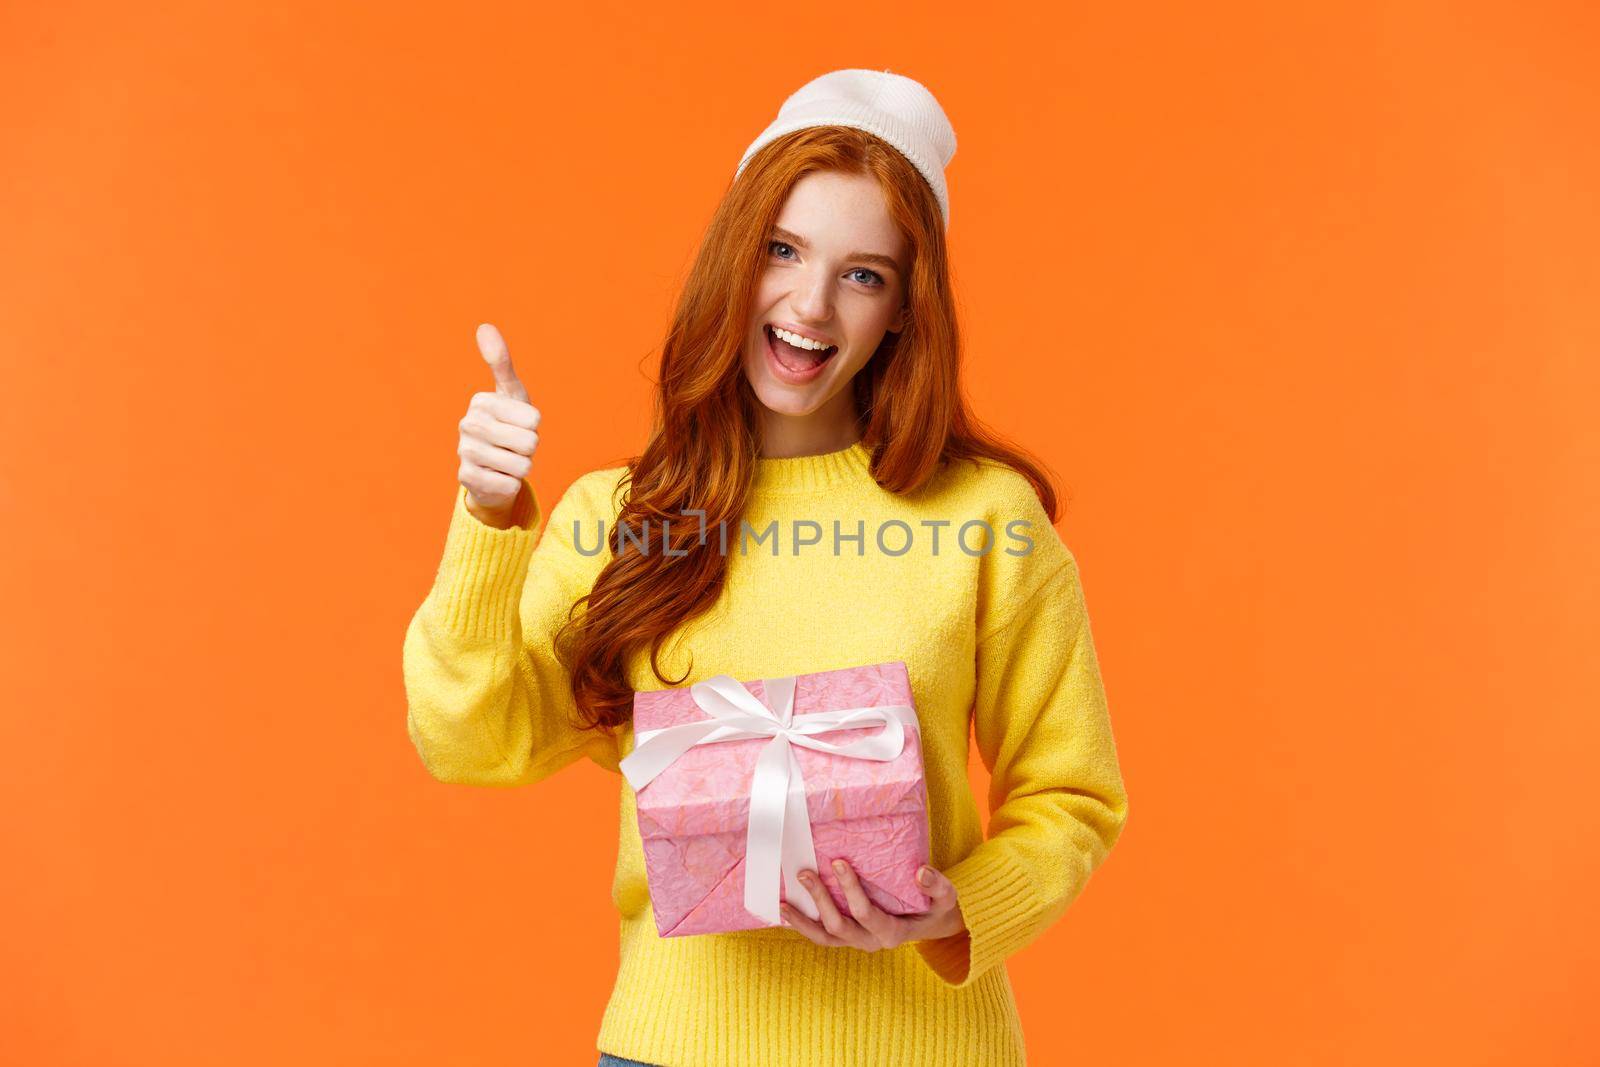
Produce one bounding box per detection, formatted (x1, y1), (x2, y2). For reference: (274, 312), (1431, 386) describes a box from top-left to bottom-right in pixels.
(598, 1055), (660, 1067)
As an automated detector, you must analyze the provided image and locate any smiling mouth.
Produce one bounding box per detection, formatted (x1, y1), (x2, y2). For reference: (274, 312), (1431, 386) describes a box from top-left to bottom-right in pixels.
(765, 324), (838, 373)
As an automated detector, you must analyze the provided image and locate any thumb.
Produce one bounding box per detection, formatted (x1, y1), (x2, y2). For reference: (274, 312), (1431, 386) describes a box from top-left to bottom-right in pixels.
(918, 865), (957, 902)
(476, 322), (529, 403)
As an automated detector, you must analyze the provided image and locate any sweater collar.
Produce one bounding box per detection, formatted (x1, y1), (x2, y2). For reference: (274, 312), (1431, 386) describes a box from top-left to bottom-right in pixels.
(749, 439), (874, 496)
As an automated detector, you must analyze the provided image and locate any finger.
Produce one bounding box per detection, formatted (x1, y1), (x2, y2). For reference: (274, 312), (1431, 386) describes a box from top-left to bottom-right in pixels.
(461, 406), (540, 455)
(799, 868), (860, 943)
(830, 860), (892, 938)
(476, 322), (530, 404)
(470, 391), (541, 432)
(780, 902), (843, 946)
(460, 438), (533, 481)
(459, 464), (522, 504)
(919, 865), (958, 906)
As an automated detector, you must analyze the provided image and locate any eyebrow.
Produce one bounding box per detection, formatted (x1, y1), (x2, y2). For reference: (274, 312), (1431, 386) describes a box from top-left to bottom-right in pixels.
(770, 226), (903, 274)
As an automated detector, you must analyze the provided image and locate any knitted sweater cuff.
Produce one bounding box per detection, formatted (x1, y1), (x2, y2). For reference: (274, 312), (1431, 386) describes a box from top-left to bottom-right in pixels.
(913, 845), (1035, 988)
(430, 482), (542, 640)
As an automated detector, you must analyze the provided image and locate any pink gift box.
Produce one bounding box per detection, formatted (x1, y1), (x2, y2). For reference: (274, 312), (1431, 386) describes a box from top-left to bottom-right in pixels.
(623, 659), (933, 938)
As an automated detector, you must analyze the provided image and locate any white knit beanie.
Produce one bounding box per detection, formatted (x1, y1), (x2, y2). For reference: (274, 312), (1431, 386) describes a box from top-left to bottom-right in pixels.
(734, 68), (958, 228)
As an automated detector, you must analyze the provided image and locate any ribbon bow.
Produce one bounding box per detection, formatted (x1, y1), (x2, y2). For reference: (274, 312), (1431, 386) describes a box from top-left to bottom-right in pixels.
(619, 673), (919, 926)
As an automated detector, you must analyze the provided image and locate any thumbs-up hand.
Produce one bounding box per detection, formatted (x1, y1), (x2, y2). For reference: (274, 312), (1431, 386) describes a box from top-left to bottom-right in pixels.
(458, 323), (541, 527)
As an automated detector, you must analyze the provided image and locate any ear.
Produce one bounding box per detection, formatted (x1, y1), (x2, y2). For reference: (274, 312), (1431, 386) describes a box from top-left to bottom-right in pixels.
(889, 304), (910, 334)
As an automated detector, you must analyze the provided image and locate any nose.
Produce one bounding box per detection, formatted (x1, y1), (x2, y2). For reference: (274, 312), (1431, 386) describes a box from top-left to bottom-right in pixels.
(790, 264), (836, 324)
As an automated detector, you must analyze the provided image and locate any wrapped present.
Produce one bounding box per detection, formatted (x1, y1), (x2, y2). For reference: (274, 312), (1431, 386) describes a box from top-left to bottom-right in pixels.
(619, 659), (933, 937)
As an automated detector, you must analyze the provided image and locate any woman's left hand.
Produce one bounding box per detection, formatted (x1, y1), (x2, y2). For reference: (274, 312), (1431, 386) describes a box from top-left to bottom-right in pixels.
(779, 860), (967, 950)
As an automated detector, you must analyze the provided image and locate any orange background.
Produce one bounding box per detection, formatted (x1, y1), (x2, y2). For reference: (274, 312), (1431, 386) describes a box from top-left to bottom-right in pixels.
(3, 2), (1596, 1064)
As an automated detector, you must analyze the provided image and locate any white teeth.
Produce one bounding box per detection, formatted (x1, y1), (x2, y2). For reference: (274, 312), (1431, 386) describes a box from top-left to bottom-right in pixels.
(771, 325), (833, 352)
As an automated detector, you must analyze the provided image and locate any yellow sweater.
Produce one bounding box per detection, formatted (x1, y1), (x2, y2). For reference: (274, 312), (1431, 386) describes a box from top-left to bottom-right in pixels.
(403, 440), (1130, 1067)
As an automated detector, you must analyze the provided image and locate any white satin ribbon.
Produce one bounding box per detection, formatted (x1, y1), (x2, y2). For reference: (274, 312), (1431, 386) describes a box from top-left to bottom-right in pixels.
(620, 673), (919, 926)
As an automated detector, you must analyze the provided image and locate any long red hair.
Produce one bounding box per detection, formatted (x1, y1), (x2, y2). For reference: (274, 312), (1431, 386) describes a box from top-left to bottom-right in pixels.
(558, 125), (1063, 733)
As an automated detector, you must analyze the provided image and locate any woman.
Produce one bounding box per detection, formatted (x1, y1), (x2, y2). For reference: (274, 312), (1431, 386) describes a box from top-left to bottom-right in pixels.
(404, 68), (1130, 1067)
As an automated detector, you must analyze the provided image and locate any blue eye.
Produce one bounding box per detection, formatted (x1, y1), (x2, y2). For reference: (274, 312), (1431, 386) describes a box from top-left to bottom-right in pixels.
(768, 241), (884, 287)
